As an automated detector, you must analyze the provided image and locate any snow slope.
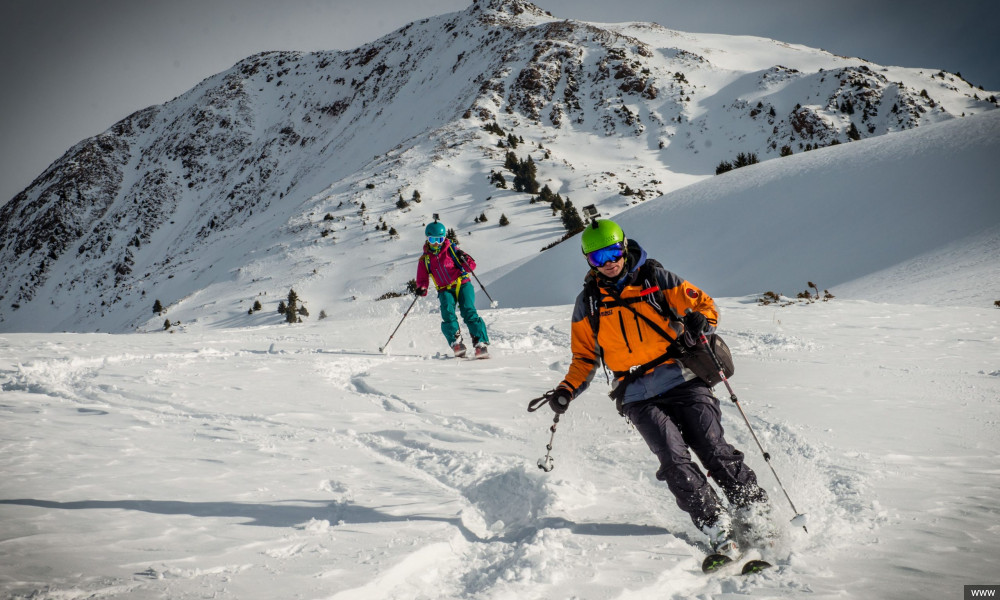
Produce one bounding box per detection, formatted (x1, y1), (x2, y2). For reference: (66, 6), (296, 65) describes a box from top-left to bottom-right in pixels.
(1, 297), (998, 599)
(489, 110), (1000, 309)
(2, 99), (999, 599)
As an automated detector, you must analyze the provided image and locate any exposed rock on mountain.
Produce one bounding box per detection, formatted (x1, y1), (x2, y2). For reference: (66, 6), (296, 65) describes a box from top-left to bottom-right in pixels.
(1, 0), (995, 332)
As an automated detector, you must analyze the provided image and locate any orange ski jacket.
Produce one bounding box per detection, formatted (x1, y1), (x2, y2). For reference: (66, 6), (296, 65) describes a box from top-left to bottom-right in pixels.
(558, 242), (718, 403)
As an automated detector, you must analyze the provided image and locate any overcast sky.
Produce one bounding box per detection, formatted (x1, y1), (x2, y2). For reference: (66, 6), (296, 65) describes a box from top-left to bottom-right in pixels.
(1, 0), (996, 205)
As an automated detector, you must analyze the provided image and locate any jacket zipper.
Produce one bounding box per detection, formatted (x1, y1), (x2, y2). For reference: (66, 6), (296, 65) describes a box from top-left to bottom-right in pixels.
(617, 311), (633, 353)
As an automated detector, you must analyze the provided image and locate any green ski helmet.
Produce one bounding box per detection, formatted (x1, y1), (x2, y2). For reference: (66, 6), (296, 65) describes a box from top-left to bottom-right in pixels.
(581, 219), (625, 254)
(425, 221), (447, 238)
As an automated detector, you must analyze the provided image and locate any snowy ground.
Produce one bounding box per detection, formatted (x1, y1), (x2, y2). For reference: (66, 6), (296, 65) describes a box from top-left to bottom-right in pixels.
(2, 294), (998, 599)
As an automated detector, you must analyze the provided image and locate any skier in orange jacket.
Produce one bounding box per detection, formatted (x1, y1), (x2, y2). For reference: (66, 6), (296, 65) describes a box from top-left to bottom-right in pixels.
(534, 219), (770, 559)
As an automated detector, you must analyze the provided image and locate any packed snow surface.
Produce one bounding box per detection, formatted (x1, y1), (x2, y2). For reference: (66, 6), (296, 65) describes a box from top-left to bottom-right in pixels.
(2, 297), (998, 599)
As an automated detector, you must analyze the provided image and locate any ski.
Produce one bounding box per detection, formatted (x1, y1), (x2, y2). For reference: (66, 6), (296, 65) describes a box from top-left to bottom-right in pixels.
(436, 354), (490, 361)
(701, 553), (735, 573)
(701, 554), (773, 575)
(740, 559), (772, 575)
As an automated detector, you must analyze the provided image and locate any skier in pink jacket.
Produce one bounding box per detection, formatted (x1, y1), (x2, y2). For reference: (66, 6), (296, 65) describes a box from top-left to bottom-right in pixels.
(415, 221), (489, 358)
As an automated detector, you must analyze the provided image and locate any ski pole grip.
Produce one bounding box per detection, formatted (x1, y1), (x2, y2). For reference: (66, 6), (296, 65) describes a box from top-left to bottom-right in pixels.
(527, 391), (556, 412)
(683, 309), (712, 348)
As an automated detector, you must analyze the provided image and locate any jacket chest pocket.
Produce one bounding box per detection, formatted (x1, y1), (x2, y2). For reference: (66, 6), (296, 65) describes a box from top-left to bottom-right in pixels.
(603, 308), (645, 354)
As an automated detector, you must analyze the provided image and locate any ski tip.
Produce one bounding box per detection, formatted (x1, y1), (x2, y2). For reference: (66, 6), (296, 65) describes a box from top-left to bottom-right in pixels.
(701, 553), (734, 574)
(740, 560), (772, 575)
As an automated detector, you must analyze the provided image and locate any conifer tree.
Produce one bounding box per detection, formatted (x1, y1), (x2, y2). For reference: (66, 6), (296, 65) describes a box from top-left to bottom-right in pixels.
(286, 289), (300, 324)
(733, 152), (759, 168)
(489, 171), (507, 188)
(504, 151), (519, 171)
(524, 156), (539, 193)
(512, 156), (539, 193)
(539, 185), (554, 203)
(561, 201), (584, 232)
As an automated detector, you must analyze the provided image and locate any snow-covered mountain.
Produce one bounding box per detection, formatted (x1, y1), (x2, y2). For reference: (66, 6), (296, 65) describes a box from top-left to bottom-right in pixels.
(3, 3), (1000, 597)
(0, 0), (996, 333)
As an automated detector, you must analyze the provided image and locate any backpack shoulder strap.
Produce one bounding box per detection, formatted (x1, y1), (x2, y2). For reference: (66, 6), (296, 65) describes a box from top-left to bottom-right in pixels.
(423, 252), (440, 288)
(583, 275), (602, 335)
(581, 275), (608, 375)
(634, 259), (681, 322)
(449, 245), (468, 274)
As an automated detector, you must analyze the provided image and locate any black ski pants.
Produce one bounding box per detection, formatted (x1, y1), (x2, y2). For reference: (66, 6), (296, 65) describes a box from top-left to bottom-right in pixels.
(621, 379), (767, 529)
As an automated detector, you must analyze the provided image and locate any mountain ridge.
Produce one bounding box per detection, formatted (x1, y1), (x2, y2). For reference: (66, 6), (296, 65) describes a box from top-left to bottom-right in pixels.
(1, 0), (996, 332)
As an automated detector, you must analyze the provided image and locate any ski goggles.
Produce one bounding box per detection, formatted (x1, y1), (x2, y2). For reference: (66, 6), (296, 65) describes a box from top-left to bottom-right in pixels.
(586, 242), (625, 267)
(427, 235), (445, 245)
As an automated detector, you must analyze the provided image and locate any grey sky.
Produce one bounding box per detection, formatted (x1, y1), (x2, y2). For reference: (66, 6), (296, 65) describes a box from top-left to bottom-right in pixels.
(2, 0), (996, 206)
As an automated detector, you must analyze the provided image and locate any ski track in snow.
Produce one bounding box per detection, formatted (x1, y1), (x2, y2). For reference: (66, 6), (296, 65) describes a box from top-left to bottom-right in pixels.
(1, 299), (998, 599)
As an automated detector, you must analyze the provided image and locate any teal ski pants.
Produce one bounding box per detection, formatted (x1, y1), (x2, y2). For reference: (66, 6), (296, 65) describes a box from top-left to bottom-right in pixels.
(437, 281), (489, 345)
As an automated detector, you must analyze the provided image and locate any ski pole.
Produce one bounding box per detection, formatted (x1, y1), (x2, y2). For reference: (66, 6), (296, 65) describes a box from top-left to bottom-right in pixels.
(527, 391), (561, 471)
(536, 414), (559, 472)
(378, 295), (419, 353)
(696, 329), (808, 533)
(469, 270), (498, 308)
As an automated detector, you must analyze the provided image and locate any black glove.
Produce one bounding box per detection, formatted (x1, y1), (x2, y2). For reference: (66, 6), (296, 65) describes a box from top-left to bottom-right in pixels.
(683, 311), (708, 336)
(549, 388), (573, 414)
(415, 287), (428, 297)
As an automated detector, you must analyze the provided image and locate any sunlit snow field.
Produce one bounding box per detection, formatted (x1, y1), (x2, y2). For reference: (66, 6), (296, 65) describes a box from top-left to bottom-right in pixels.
(2, 294), (999, 599)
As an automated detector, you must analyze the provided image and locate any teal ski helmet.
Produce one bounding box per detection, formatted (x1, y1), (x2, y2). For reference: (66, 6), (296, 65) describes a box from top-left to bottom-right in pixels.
(425, 221), (447, 238)
(581, 219), (625, 254)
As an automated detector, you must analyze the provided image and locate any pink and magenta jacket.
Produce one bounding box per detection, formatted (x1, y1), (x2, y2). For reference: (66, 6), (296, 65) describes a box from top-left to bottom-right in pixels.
(416, 239), (476, 291)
